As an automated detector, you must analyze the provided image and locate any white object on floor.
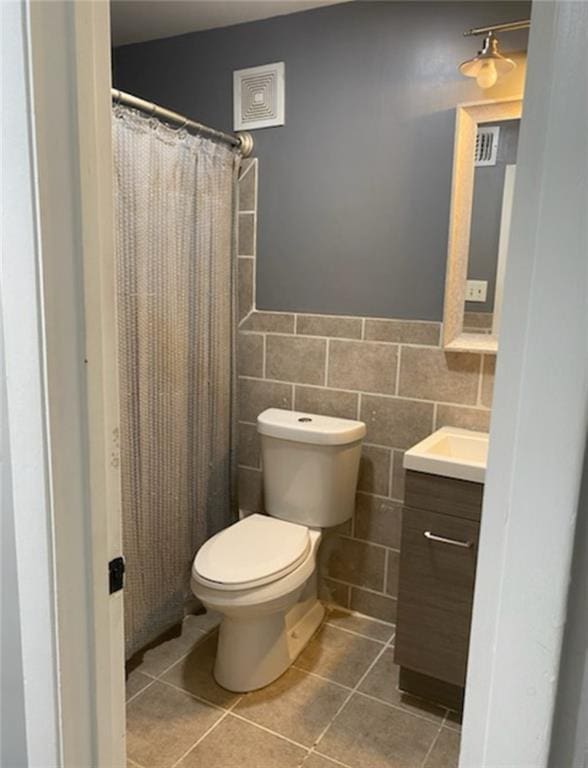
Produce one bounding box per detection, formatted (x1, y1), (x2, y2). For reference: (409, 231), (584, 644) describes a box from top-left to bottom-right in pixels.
(191, 408), (365, 692)
(403, 426), (489, 483)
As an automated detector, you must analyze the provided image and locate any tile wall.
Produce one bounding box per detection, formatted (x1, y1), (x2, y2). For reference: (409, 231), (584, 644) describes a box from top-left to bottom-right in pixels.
(237, 159), (495, 622)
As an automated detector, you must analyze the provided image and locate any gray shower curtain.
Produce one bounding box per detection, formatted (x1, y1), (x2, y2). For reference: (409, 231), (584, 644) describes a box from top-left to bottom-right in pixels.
(112, 105), (239, 658)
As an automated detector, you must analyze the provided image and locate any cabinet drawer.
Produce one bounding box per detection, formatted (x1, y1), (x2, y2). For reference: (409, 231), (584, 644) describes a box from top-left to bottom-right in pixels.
(394, 506), (479, 686)
(405, 470), (483, 522)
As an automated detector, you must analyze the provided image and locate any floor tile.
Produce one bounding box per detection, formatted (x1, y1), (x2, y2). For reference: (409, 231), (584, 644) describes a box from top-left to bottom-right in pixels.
(176, 714), (307, 768)
(129, 614), (214, 678)
(162, 631), (238, 708)
(325, 608), (394, 643)
(358, 648), (446, 723)
(126, 668), (153, 701)
(304, 754), (352, 768)
(423, 728), (461, 768)
(126, 681), (222, 768)
(318, 693), (439, 768)
(295, 624), (383, 688)
(234, 667), (349, 747)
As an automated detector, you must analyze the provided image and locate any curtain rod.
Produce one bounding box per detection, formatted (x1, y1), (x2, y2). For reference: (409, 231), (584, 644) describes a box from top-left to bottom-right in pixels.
(464, 18), (530, 37)
(111, 88), (254, 157)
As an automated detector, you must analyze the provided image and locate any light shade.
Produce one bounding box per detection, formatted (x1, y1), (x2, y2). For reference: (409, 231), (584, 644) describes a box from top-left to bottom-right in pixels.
(459, 33), (516, 89)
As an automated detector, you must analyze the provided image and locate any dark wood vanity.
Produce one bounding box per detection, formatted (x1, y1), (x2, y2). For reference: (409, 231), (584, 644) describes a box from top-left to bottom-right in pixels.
(394, 469), (484, 711)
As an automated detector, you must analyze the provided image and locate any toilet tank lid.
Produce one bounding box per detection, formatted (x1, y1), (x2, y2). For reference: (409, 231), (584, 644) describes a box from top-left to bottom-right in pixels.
(257, 408), (366, 446)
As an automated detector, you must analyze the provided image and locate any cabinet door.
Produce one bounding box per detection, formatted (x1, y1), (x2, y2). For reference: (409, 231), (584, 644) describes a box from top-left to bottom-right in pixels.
(394, 507), (479, 686)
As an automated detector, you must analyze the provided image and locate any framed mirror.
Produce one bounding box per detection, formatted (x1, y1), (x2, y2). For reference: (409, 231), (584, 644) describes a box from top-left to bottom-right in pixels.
(443, 98), (522, 353)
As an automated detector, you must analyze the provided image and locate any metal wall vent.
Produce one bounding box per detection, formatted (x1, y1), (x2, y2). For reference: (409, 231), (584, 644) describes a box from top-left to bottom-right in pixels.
(475, 126), (500, 166)
(233, 62), (285, 131)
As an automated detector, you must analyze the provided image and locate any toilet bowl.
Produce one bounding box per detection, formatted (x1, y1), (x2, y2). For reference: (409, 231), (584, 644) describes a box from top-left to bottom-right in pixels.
(191, 408), (366, 692)
(192, 513), (323, 692)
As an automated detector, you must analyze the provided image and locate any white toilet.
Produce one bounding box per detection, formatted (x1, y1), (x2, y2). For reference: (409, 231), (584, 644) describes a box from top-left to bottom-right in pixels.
(191, 407), (366, 692)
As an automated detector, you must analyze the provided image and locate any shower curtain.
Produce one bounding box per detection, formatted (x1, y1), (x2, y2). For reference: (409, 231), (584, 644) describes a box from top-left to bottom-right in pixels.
(112, 105), (239, 658)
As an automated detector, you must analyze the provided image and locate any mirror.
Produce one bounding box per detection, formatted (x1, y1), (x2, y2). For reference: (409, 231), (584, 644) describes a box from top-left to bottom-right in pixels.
(443, 98), (523, 353)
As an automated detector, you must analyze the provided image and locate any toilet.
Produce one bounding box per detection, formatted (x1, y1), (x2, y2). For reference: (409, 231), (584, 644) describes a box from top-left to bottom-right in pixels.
(191, 407), (366, 692)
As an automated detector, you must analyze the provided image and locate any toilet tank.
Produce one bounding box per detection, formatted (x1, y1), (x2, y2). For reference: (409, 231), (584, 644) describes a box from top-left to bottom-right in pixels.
(257, 409), (366, 528)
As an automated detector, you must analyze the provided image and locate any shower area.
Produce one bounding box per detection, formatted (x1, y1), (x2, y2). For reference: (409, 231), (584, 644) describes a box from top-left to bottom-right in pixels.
(112, 91), (251, 658)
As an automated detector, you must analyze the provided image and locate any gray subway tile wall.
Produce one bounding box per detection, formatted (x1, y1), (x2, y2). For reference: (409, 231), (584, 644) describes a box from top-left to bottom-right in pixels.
(236, 160), (494, 622)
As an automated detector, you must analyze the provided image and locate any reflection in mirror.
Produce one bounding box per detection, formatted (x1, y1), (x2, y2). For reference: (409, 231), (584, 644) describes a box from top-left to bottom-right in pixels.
(464, 120), (520, 336)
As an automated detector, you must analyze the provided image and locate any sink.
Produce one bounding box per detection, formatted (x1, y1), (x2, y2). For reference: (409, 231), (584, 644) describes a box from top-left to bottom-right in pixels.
(403, 426), (489, 483)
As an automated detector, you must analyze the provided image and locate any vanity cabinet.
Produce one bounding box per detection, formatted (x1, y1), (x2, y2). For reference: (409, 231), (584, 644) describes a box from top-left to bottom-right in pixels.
(394, 470), (483, 710)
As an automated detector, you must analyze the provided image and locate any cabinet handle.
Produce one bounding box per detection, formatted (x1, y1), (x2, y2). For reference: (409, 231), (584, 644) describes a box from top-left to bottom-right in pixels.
(424, 530), (473, 548)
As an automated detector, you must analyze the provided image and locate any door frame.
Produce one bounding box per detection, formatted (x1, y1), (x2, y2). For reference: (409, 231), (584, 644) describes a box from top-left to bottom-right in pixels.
(2, 0), (125, 764)
(4, 0), (587, 765)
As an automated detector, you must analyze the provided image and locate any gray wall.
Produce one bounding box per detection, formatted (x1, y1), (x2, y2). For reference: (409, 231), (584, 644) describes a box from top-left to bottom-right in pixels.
(467, 119), (520, 313)
(114, 1), (529, 320)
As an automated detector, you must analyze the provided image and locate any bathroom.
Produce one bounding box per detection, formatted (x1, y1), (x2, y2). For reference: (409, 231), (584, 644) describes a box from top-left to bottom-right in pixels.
(3, 1), (588, 768)
(108, 2), (527, 766)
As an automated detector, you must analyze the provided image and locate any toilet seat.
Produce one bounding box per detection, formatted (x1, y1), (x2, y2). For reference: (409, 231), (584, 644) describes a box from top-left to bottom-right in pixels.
(193, 513), (310, 591)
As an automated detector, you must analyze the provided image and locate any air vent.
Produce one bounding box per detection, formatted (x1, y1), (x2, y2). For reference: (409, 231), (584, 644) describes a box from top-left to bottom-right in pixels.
(475, 126), (500, 166)
(233, 62), (285, 131)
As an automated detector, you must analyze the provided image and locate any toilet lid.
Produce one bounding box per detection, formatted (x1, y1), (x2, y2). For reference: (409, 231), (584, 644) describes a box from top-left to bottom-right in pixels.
(193, 513), (310, 589)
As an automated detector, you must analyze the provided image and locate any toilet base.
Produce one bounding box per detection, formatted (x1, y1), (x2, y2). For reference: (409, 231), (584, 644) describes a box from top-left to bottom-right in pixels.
(214, 598), (325, 692)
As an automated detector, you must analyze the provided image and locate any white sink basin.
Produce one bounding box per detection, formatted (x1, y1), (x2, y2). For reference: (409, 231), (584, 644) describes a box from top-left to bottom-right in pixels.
(403, 427), (489, 483)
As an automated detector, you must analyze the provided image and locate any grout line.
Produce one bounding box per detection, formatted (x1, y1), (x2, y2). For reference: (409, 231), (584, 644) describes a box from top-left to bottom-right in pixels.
(229, 710), (314, 751)
(419, 721), (445, 768)
(168, 698), (241, 768)
(356, 391), (362, 421)
(237, 374), (485, 410)
(321, 620), (391, 645)
(324, 338), (330, 386)
(125, 675), (157, 705)
(320, 572), (400, 601)
(306, 626), (395, 760)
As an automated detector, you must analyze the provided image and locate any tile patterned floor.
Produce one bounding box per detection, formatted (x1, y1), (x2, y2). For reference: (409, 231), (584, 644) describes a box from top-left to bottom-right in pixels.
(126, 607), (461, 768)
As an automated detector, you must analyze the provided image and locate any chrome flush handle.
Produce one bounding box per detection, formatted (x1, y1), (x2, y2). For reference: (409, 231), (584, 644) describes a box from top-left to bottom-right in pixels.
(423, 531), (473, 549)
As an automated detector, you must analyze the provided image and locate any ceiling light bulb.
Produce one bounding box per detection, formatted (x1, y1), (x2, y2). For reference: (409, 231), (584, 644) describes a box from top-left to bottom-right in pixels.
(476, 60), (498, 89)
(459, 32), (515, 89)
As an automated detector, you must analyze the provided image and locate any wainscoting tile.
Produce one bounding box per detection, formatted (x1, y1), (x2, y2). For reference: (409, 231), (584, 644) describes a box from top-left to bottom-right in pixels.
(386, 550), (400, 597)
(481, 355), (496, 408)
(126, 682), (222, 768)
(177, 715), (307, 768)
(319, 577), (350, 609)
(358, 445), (391, 496)
(349, 588), (397, 624)
(238, 466), (263, 513)
(297, 314), (363, 339)
(266, 335), (327, 385)
(360, 395), (434, 449)
(295, 624), (382, 688)
(240, 311), (295, 333)
(364, 318), (441, 346)
(391, 449), (406, 501)
(354, 493), (402, 549)
(238, 332), (263, 378)
(317, 693), (438, 768)
(294, 385), (359, 420)
(238, 160), (257, 211)
(435, 404), (490, 432)
(398, 348), (481, 405)
(238, 213), (255, 256)
(238, 258), (254, 322)
(328, 340), (398, 395)
(238, 422), (260, 468)
(359, 649), (446, 724)
(319, 535), (386, 592)
(234, 667), (349, 747)
(238, 377), (292, 422)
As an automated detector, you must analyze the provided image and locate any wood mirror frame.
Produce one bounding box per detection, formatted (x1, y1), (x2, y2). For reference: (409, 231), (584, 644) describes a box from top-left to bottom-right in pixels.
(442, 97), (523, 354)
